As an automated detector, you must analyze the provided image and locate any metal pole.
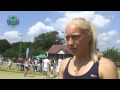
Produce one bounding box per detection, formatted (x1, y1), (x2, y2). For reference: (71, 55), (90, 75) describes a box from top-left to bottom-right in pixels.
(18, 34), (23, 58)
(63, 45), (65, 59)
(62, 32), (65, 59)
(20, 39), (21, 58)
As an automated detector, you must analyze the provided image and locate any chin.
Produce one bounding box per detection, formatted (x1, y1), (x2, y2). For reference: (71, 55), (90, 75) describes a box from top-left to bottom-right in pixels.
(70, 50), (77, 55)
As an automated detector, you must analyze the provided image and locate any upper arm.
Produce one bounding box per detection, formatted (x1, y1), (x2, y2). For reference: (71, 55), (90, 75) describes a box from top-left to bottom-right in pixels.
(58, 60), (64, 79)
(99, 57), (119, 79)
(58, 58), (70, 79)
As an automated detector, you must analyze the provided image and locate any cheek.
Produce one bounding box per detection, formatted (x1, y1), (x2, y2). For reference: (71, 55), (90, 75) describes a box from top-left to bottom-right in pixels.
(77, 38), (89, 47)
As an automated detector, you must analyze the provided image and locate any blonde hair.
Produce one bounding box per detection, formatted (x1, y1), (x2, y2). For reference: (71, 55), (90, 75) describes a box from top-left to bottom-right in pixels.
(67, 17), (98, 62)
(97, 52), (103, 58)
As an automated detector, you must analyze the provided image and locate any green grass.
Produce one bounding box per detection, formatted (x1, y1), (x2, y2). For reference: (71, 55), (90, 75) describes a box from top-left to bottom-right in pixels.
(0, 61), (120, 79)
(117, 70), (120, 79)
(0, 62), (57, 79)
(0, 71), (42, 79)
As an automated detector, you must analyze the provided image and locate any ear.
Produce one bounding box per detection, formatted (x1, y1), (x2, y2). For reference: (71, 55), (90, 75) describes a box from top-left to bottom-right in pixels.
(88, 32), (92, 42)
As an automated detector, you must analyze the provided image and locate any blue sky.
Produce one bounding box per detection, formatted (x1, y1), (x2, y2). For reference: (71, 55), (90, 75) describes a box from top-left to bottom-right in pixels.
(0, 11), (120, 51)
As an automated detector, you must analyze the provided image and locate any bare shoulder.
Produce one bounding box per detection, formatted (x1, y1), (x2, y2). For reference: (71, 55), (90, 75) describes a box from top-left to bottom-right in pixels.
(60, 57), (72, 71)
(99, 57), (117, 68)
(99, 57), (118, 79)
(58, 57), (72, 79)
(61, 57), (72, 67)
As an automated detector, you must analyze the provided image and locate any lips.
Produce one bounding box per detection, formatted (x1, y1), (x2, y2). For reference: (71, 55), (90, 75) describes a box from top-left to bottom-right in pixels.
(69, 48), (77, 51)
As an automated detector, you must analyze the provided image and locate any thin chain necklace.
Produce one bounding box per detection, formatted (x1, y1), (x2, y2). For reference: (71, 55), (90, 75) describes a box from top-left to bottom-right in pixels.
(73, 56), (89, 75)
(72, 56), (81, 75)
(74, 69), (78, 75)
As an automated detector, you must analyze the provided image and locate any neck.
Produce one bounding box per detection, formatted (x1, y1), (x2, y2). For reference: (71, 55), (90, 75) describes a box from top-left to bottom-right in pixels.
(72, 53), (91, 75)
(74, 53), (91, 64)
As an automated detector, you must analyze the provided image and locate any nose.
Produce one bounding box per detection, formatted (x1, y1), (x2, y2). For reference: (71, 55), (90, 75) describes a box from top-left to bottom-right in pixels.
(67, 37), (74, 45)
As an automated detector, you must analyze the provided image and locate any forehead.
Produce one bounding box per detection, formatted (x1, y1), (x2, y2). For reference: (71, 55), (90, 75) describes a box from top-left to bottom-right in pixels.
(65, 24), (84, 35)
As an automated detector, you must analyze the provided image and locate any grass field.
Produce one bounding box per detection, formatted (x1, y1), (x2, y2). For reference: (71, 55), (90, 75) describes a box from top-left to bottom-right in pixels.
(117, 68), (120, 78)
(0, 61), (120, 79)
(0, 62), (57, 79)
(0, 71), (43, 79)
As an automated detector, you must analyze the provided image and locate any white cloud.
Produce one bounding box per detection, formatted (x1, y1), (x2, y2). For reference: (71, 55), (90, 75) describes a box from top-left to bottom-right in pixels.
(0, 11), (113, 44)
(116, 40), (120, 44)
(0, 31), (21, 43)
(44, 17), (52, 22)
(26, 11), (112, 42)
(27, 22), (54, 42)
(65, 11), (95, 19)
(54, 11), (95, 30)
(98, 30), (117, 42)
(53, 11), (111, 33)
(108, 30), (118, 36)
(92, 14), (110, 29)
(97, 30), (118, 51)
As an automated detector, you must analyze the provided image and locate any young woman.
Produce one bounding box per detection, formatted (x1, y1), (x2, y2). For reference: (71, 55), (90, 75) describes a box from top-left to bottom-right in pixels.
(24, 58), (29, 77)
(58, 17), (118, 79)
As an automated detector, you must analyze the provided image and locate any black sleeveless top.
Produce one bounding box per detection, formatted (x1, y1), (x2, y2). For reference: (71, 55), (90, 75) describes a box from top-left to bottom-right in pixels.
(63, 57), (100, 79)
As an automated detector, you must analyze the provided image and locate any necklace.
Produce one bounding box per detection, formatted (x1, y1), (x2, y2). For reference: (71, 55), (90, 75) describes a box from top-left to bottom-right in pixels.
(74, 68), (79, 75)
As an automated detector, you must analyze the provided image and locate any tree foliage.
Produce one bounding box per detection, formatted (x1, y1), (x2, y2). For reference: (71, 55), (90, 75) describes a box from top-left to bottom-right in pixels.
(0, 39), (11, 54)
(34, 31), (64, 50)
(102, 46), (120, 62)
(0, 31), (65, 62)
(1, 34), (120, 63)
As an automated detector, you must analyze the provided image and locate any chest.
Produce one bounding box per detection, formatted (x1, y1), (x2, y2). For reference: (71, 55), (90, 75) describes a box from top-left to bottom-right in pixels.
(68, 61), (94, 76)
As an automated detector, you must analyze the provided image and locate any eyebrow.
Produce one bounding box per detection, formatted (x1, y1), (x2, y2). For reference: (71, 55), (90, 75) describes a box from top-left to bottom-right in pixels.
(65, 33), (81, 36)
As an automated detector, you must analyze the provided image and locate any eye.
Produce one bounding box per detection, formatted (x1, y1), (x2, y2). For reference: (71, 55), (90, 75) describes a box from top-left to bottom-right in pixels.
(72, 36), (80, 40)
(65, 36), (69, 41)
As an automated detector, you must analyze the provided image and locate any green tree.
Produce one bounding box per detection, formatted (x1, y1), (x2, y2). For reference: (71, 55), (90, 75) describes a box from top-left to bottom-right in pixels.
(7, 42), (32, 58)
(0, 39), (11, 54)
(103, 46), (120, 62)
(4, 48), (18, 58)
(34, 31), (64, 50)
(0, 31), (65, 59)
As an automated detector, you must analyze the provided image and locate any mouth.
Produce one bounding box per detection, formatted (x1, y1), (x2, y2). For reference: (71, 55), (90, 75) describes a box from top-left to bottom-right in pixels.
(69, 48), (77, 51)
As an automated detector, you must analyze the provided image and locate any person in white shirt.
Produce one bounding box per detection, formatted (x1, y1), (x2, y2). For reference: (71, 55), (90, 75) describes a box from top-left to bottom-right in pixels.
(24, 58), (29, 77)
(56, 56), (62, 78)
(50, 58), (54, 78)
(42, 57), (50, 79)
(34, 59), (38, 72)
(0, 59), (3, 69)
(7, 58), (12, 69)
(37, 61), (40, 72)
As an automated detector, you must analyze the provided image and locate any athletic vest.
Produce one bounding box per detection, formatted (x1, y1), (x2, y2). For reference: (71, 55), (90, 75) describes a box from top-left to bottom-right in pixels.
(63, 57), (100, 79)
